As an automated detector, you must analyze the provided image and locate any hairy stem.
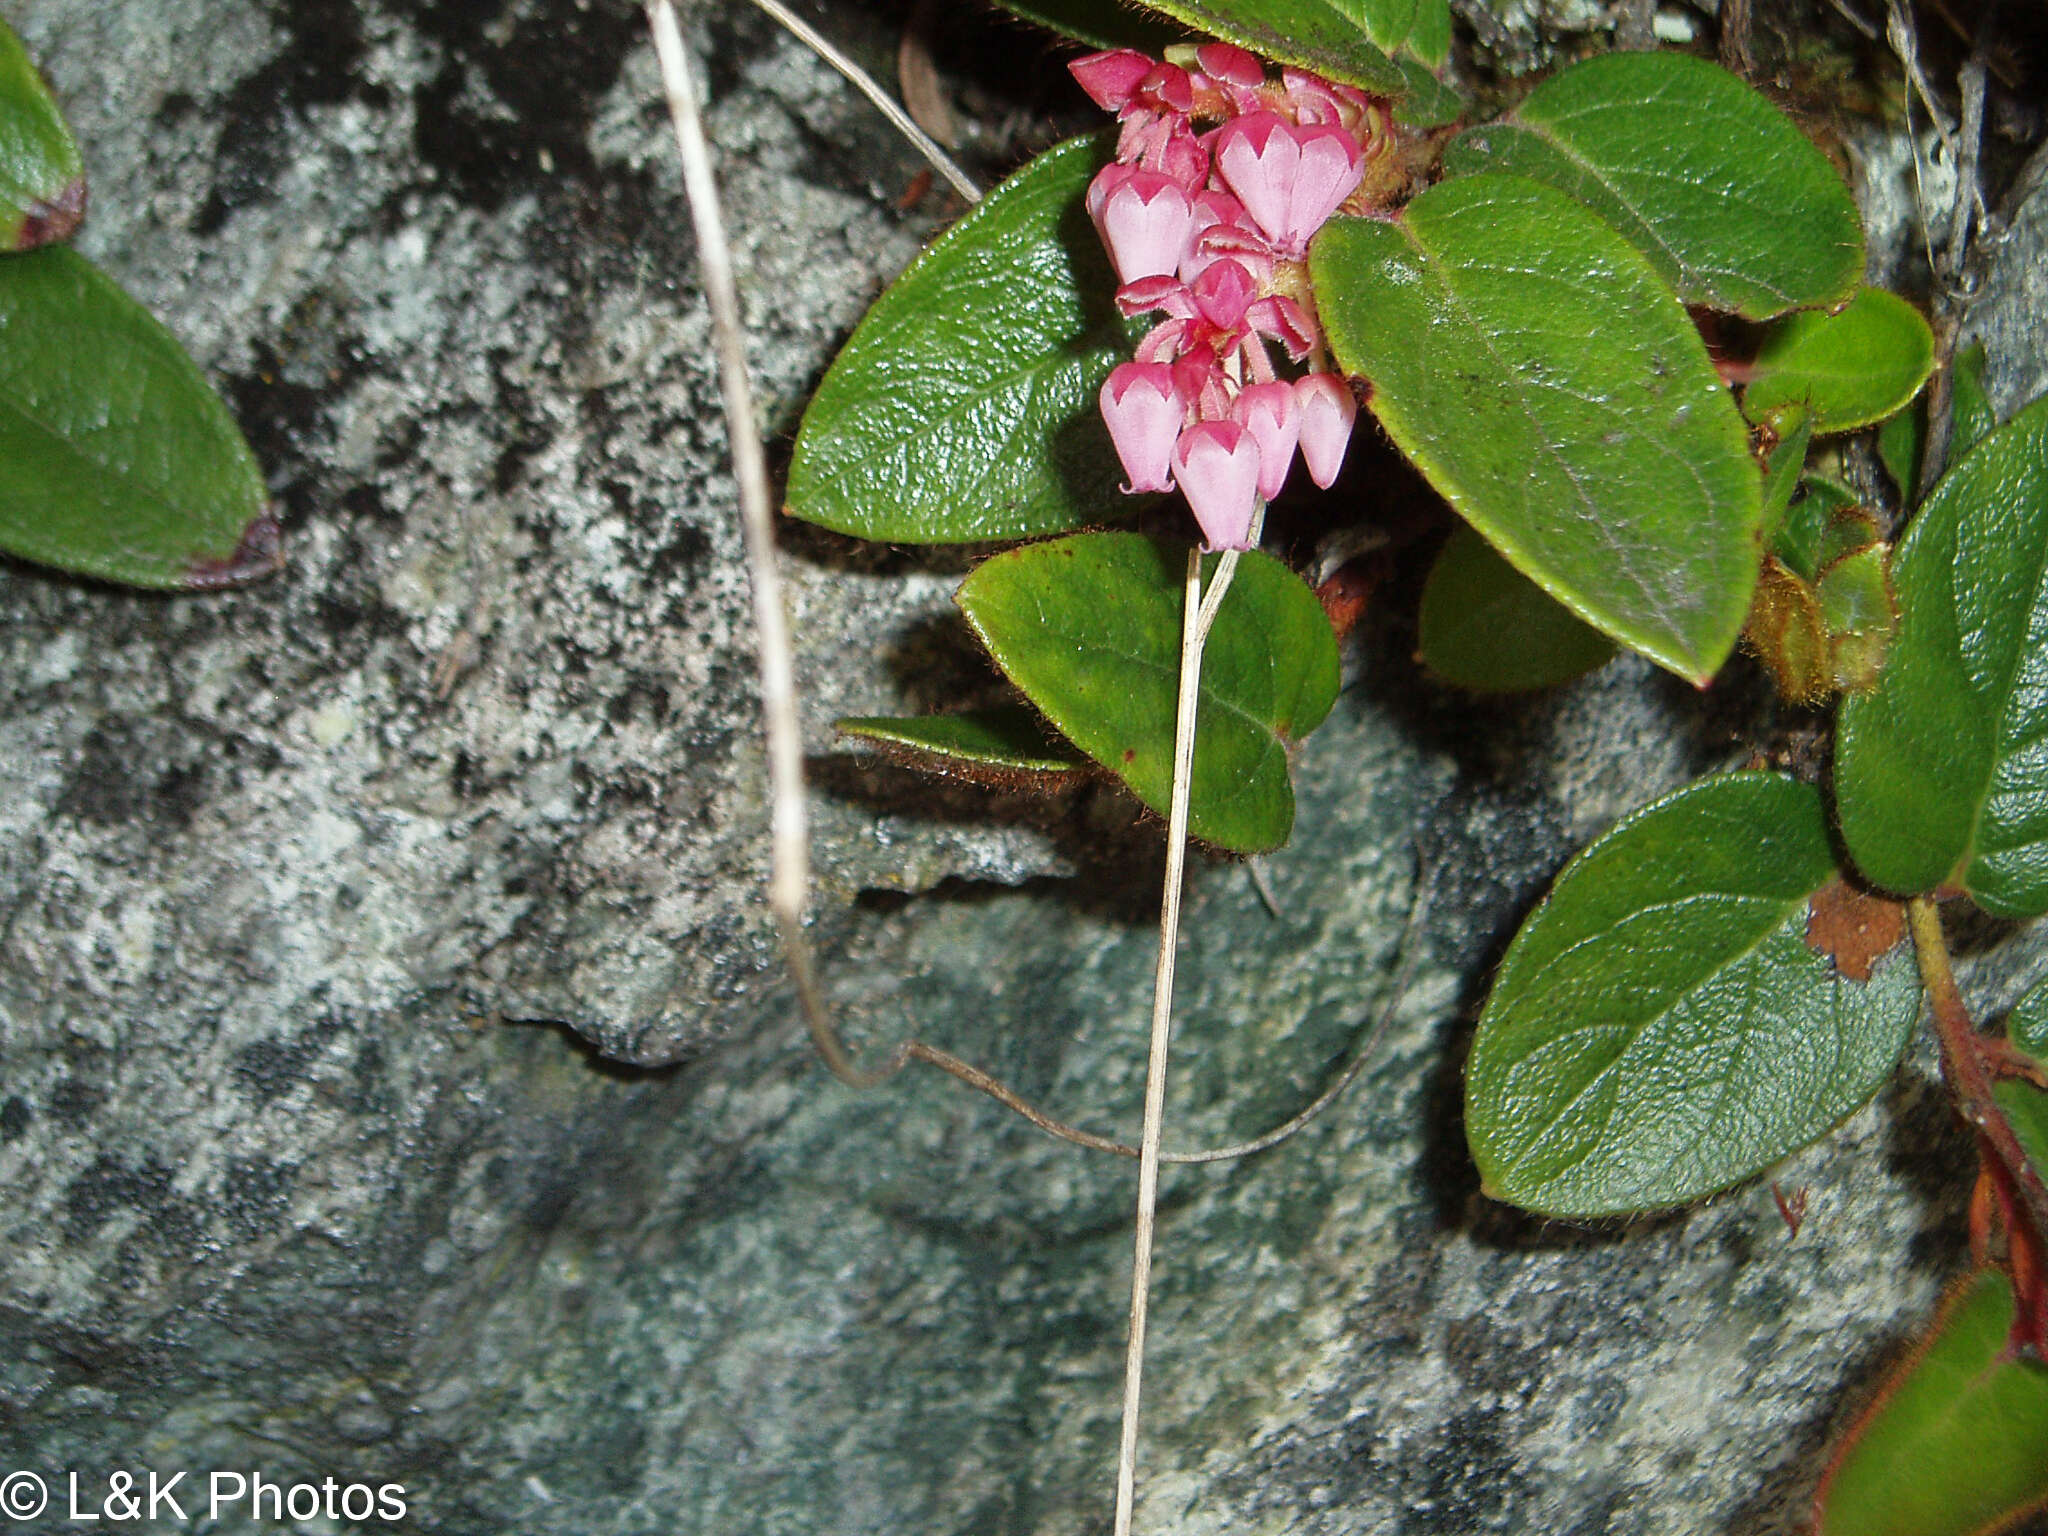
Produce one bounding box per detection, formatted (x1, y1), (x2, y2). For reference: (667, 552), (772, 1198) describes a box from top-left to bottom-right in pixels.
(1907, 898), (2048, 1246)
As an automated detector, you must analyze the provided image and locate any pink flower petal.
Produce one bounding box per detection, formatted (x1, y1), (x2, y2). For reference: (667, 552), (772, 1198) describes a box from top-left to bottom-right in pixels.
(1231, 382), (1300, 501)
(1294, 373), (1358, 488)
(1286, 125), (1365, 244)
(1173, 421), (1262, 550)
(1246, 295), (1317, 360)
(1101, 362), (1186, 495)
(1115, 274), (1196, 319)
(1214, 111), (1300, 251)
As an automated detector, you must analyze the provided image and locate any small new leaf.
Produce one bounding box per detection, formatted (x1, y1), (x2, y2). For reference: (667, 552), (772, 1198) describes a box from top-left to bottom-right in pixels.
(1443, 52), (1861, 320)
(0, 248), (279, 589)
(957, 531), (1339, 852)
(1742, 287), (1936, 434)
(1312, 174), (1760, 683)
(788, 136), (1137, 544)
(1467, 773), (1920, 1217)
(0, 19), (84, 251)
(1837, 396), (2048, 916)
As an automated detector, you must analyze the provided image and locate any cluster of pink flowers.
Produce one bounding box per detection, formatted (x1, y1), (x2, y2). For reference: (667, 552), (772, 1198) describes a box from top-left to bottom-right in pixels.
(1073, 43), (1374, 551)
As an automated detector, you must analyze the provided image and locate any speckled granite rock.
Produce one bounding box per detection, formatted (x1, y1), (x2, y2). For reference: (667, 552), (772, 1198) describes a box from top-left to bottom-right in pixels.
(1, 1), (2040, 1533)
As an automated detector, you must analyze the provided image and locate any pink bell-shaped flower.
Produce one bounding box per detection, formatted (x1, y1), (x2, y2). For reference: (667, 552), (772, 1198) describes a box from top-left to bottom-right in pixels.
(1100, 362), (1186, 494)
(1173, 420), (1262, 550)
(1287, 123), (1365, 243)
(1215, 112), (1363, 252)
(1213, 112), (1299, 250)
(1091, 167), (1196, 283)
(1231, 382), (1300, 501)
(1294, 373), (1357, 488)
(1069, 50), (1154, 114)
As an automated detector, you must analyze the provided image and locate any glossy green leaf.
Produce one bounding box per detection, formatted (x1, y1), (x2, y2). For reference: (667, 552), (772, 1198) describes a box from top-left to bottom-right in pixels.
(1818, 1269), (2048, 1536)
(0, 18), (84, 251)
(1405, 0), (1451, 67)
(1467, 773), (1920, 1216)
(956, 532), (1339, 852)
(1312, 173), (1760, 683)
(1418, 524), (1616, 691)
(1130, 0), (1406, 94)
(788, 136), (1137, 544)
(987, 0), (1186, 52)
(1837, 397), (2048, 916)
(1742, 287), (1936, 434)
(1757, 403), (1812, 547)
(1443, 52), (1861, 320)
(0, 247), (280, 589)
(837, 706), (1087, 777)
(1392, 55), (1464, 128)
(1879, 340), (1994, 503)
(2011, 975), (2048, 1064)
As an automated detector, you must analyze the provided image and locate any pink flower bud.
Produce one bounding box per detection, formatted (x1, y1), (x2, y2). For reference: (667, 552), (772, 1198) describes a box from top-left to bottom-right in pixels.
(1294, 373), (1357, 488)
(1173, 421), (1263, 550)
(1101, 362), (1185, 494)
(1191, 259), (1256, 330)
(1092, 168), (1195, 283)
(1231, 382), (1300, 501)
(1195, 42), (1265, 91)
(1069, 50), (1154, 114)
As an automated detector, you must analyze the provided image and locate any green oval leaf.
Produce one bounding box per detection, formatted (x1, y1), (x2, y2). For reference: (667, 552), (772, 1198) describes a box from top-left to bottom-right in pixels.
(1466, 773), (1920, 1217)
(1418, 524), (1616, 692)
(956, 531), (1339, 852)
(1444, 52), (1861, 320)
(1311, 173), (1761, 684)
(0, 18), (84, 251)
(837, 706), (1088, 778)
(1129, 0), (1406, 94)
(0, 247), (280, 589)
(788, 136), (1138, 544)
(1742, 287), (1936, 434)
(1817, 1270), (2048, 1536)
(1837, 397), (2048, 916)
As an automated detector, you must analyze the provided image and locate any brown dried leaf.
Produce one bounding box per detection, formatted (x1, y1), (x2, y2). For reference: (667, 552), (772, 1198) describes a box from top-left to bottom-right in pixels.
(1804, 878), (1907, 983)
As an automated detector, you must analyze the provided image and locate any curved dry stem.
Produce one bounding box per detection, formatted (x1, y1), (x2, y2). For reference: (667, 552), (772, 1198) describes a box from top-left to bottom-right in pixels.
(738, 0), (983, 204)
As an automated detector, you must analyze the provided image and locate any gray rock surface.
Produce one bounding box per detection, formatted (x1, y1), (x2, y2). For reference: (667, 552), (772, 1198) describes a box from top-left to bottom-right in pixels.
(0, 1), (2039, 1533)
